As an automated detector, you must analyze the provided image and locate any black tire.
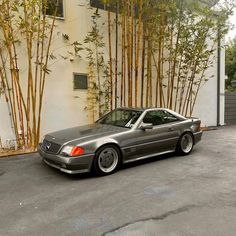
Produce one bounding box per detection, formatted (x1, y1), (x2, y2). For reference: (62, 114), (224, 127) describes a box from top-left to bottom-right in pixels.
(93, 145), (121, 176)
(176, 132), (194, 155)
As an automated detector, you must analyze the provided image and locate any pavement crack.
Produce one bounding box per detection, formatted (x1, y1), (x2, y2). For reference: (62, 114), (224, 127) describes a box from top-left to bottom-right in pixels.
(102, 204), (200, 236)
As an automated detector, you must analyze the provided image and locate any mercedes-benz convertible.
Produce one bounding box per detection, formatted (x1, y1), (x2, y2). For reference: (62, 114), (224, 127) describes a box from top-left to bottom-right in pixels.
(38, 108), (202, 175)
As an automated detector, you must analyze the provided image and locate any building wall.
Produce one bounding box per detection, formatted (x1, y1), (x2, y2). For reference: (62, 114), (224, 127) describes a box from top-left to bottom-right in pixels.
(192, 37), (225, 126)
(0, 0), (225, 146)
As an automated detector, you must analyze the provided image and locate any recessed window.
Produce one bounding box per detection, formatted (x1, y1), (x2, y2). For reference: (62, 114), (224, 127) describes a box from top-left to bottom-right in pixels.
(90, 1), (138, 15)
(90, 0), (119, 12)
(45, 0), (64, 18)
(73, 74), (88, 90)
(90, 0), (105, 10)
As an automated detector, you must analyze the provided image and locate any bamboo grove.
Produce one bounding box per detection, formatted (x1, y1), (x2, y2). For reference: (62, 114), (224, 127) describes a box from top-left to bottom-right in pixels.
(0, 0), (234, 150)
(0, 0), (58, 149)
(86, 0), (233, 120)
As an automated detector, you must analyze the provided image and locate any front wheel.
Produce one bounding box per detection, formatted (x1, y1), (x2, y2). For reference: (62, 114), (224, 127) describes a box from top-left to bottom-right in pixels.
(176, 132), (194, 155)
(93, 145), (121, 176)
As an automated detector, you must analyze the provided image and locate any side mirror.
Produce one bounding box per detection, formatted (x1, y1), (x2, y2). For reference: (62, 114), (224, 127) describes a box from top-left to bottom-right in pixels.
(140, 123), (153, 130)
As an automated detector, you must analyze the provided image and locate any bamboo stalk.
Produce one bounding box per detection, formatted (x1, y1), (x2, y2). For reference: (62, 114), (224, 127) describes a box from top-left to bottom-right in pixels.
(5, 2), (28, 147)
(36, 1), (57, 144)
(95, 39), (101, 116)
(158, 11), (163, 107)
(115, 1), (118, 109)
(146, 40), (150, 108)
(147, 39), (153, 107)
(23, 0), (34, 147)
(129, 0), (134, 107)
(184, 29), (209, 116)
(126, 1), (131, 107)
(169, 1), (183, 110)
(140, 25), (146, 108)
(108, 5), (113, 110)
(135, 0), (142, 107)
(167, 23), (173, 108)
(123, 11), (127, 107)
(0, 47), (19, 144)
(121, 12), (125, 107)
(33, 2), (42, 147)
(152, 51), (159, 107)
(174, 53), (183, 111)
(174, 17), (190, 113)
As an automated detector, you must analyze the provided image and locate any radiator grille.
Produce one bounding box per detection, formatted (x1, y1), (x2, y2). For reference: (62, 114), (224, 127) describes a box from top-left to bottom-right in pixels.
(42, 139), (61, 154)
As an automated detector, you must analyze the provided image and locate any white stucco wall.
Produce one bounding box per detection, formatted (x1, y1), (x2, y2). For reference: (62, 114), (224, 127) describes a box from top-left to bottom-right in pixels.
(40, 0), (117, 134)
(0, 0), (92, 144)
(192, 37), (225, 127)
(0, 0), (225, 145)
(192, 69), (218, 126)
(0, 99), (15, 144)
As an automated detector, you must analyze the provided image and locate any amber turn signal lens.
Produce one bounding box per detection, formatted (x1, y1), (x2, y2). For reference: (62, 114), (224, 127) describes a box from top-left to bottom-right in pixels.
(70, 146), (85, 156)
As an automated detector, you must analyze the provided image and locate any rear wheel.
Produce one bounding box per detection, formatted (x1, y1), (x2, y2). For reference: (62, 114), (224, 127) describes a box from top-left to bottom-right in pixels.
(176, 132), (194, 155)
(93, 145), (121, 176)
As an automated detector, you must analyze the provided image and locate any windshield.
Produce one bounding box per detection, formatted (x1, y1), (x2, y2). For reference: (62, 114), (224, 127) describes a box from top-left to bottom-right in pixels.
(97, 109), (143, 128)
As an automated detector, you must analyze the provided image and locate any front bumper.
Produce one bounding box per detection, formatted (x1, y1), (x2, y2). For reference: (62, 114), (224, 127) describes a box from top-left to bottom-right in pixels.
(38, 144), (94, 174)
(193, 131), (203, 144)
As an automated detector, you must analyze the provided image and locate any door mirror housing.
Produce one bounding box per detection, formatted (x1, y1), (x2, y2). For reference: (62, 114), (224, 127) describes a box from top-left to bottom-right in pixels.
(140, 123), (153, 130)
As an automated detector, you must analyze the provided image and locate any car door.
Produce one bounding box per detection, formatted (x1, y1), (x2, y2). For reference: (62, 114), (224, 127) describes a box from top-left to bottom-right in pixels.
(130, 110), (180, 159)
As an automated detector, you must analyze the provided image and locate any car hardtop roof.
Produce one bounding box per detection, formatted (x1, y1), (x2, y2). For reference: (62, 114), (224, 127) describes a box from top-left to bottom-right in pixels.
(117, 107), (145, 112)
(117, 107), (186, 120)
(117, 107), (167, 112)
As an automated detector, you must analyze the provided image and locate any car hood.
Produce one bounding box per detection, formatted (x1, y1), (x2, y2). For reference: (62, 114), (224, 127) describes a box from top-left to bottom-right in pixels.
(44, 123), (128, 145)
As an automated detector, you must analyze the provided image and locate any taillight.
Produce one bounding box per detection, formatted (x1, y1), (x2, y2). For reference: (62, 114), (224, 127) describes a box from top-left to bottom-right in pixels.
(191, 122), (201, 132)
(197, 122), (201, 132)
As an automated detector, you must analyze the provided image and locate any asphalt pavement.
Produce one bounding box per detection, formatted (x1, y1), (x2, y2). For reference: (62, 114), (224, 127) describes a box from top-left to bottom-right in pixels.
(0, 126), (236, 236)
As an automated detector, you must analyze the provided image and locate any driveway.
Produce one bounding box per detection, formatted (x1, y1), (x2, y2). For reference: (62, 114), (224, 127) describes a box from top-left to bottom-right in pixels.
(0, 126), (236, 236)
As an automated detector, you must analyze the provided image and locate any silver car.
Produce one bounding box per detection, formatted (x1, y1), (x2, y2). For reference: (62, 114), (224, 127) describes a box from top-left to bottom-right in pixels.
(38, 108), (202, 175)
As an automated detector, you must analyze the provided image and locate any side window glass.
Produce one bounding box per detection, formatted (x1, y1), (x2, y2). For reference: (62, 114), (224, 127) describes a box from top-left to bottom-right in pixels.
(161, 111), (178, 123)
(143, 111), (164, 126)
(143, 110), (178, 126)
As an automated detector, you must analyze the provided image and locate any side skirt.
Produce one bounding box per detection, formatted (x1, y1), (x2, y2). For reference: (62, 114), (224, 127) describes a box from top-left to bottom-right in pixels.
(123, 150), (176, 164)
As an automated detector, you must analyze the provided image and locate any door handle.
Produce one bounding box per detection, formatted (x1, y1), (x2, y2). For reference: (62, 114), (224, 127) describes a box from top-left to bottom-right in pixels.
(168, 127), (174, 132)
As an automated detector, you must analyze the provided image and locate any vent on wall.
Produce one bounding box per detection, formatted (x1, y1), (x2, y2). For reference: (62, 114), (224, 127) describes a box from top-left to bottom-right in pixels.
(73, 73), (88, 90)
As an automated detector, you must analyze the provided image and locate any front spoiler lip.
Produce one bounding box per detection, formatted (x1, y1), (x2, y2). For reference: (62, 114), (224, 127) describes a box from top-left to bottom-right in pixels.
(38, 144), (94, 174)
(43, 159), (89, 174)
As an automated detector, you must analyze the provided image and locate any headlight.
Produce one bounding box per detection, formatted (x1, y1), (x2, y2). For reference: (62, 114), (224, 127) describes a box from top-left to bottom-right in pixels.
(61, 146), (85, 157)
